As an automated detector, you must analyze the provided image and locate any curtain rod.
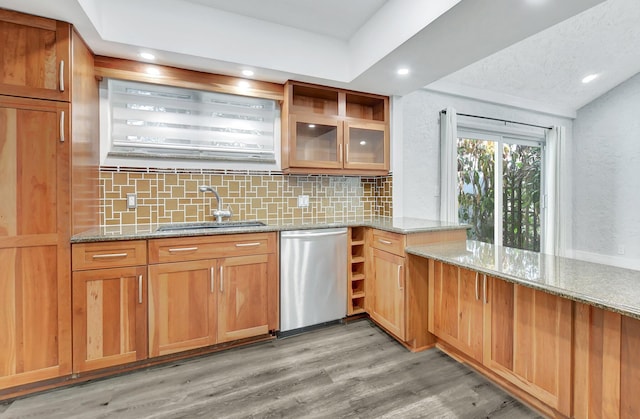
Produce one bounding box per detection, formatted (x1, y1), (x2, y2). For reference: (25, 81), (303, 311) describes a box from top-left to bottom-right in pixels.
(440, 109), (552, 130)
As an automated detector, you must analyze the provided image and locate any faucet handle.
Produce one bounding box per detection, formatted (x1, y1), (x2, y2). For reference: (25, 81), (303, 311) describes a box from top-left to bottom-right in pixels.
(227, 204), (234, 217)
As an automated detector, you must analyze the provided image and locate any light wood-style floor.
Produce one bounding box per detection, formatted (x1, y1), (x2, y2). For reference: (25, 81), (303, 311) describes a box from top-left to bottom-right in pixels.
(0, 320), (541, 419)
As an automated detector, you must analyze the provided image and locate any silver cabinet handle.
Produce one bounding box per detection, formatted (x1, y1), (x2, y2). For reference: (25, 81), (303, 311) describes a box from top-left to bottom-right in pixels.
(378, 239), (392, 245)
(397, 265), (403, 290)
(235, 242), (261, 247)
(483, 274), (488, 304)
(475, 272), (479, 301)
(138, 275), (143, 304)
(168, 247), (198, 253)
(60, 111), (65, 142)
(210, 267), (215, 293)
(92, 252), (127, 259)
(219, 266), (224, 293)
(59, 60), (65, 92)
(346, 142), (350, 162)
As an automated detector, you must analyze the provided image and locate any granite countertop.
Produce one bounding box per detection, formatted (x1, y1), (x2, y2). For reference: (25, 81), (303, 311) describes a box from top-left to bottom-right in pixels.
(71, 216), (468, 243)
(406, 240), (640, 320)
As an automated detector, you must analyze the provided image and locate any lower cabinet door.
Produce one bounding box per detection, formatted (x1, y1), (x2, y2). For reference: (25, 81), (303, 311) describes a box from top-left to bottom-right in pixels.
(217, 254), (273, 343)
(148, 260), (216, 357)
(429, 261), (483, 362)
(574, 303), (640, 418)
(72, 266), (147, 373)
(483, 277), (572, 416)
(371, 249), (405, 340)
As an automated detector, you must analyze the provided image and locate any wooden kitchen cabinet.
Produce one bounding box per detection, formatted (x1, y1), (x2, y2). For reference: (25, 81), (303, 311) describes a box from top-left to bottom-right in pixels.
(343, 120), (388, 171)
(0, 95), (71, 389)
(428, 262), (483, 362)
(148, 260), (216, 357)
(371, 248), (406, 340)
(71, 241), (148, 373)
(483, 276), (572, 416)
(288, 114), (342, 170)
(148, 233), (278, 357)
(573, 303), (640, 419)
(429, 262), (572, 417)
(0, 7), (99, 397)
(0, 9), (70, 101)
(282, 81), (389, 175)
(368, 228), (467, 350)
(72, 266), (148, 372)
(217, 253), (275, 343)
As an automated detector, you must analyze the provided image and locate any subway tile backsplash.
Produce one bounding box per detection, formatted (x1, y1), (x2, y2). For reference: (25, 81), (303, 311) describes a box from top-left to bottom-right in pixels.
(100, 168), (393, 225)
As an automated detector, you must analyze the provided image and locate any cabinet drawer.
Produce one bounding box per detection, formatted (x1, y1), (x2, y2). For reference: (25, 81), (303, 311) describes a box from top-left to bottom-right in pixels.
(371, 230), (406, 256)
(72, 240), (147, 270)
(149, 233), (276, 264)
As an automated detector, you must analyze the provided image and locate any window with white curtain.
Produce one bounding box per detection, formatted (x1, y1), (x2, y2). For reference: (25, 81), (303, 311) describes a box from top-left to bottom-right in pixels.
(457, 128), (544, 252)
(105, 79), (278, 162)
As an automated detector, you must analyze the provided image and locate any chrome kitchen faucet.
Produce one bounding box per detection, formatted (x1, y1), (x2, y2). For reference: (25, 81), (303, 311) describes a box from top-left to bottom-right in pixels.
(198, 185), (233, 222)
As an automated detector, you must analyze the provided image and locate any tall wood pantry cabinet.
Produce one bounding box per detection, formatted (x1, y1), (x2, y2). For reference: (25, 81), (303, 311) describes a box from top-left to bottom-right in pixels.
(0, 8), (99, 392)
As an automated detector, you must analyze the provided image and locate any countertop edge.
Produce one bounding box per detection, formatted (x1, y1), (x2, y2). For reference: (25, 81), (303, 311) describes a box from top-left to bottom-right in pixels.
(71, 219), (469, 243)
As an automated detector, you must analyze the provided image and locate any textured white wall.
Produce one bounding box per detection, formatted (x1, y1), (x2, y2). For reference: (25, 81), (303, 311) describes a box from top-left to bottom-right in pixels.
(395, 89), (573, 248)
(573, 73), (640, 270)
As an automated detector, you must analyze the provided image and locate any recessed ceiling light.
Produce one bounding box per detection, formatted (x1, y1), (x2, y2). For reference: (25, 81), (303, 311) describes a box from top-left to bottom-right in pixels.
(308, 124), (316, 128)
(582, 74), (599, 84)
(139, 52), (155, 60)
(146, 67), (160, 76)
(397, 68), (410, 76)
(242, 70), (254, 77)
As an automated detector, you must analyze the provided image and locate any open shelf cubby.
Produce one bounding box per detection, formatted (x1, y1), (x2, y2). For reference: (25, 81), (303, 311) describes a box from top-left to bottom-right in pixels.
(348, 227), (368, 316)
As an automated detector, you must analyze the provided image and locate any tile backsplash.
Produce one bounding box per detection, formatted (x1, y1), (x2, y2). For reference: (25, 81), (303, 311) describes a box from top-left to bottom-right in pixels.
(100, 168), (393, 225)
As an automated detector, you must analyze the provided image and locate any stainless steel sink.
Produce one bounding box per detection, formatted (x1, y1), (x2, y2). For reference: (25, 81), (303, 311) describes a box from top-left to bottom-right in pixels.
(156, 221), (266, 232)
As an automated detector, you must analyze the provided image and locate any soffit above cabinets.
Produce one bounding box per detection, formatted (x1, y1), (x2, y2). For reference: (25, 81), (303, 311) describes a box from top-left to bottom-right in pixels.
(0, 0), (604, 97)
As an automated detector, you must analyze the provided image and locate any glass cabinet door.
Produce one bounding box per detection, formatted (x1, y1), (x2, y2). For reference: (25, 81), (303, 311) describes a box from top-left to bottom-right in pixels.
(344, 121), (389, 170)
(289, 115), (343, 169)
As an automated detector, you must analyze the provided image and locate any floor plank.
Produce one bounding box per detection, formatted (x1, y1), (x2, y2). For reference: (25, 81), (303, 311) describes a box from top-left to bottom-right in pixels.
(0, 320), (541, 419)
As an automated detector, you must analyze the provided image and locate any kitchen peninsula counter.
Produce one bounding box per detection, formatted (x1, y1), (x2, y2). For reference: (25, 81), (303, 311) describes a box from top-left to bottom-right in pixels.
(406, 240), (640, 320)
(71, 217), (468, 243)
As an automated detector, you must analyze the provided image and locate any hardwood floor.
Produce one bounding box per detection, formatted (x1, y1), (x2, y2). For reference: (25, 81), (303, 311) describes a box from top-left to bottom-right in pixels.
(0, 320), (541, 418)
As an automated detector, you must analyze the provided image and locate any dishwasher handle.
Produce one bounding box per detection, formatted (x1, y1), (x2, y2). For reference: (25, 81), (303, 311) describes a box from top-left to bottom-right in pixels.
(281, 230), (347, 239)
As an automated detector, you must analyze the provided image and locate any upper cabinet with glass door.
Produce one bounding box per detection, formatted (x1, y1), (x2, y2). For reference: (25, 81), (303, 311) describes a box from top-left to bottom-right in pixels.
(282, 81), (389, 175)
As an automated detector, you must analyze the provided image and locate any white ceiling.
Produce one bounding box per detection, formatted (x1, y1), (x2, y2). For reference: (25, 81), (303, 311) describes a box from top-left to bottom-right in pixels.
(432, 0), (640, 116)
(0, 0), (618, 115)
(184, 0), (388, 41)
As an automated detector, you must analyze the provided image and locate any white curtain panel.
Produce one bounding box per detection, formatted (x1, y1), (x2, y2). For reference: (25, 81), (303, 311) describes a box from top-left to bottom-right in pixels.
(543, 125), (566, 256)
(440, 107), (459, 223)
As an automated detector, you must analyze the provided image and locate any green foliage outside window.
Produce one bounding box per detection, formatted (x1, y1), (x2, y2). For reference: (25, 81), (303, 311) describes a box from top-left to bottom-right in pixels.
(457, 138), (541, 252)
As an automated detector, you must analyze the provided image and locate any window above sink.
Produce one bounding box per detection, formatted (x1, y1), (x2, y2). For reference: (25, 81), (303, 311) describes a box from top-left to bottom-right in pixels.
(104, 79), (278, 163)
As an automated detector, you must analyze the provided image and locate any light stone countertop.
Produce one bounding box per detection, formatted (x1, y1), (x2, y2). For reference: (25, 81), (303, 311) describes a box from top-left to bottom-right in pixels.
(406, 240), (640, 320)
(71, 216), (468, 243)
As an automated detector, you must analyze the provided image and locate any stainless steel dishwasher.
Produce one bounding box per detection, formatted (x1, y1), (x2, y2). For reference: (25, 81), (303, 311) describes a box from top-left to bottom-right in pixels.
(280, 228), (347, 334)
